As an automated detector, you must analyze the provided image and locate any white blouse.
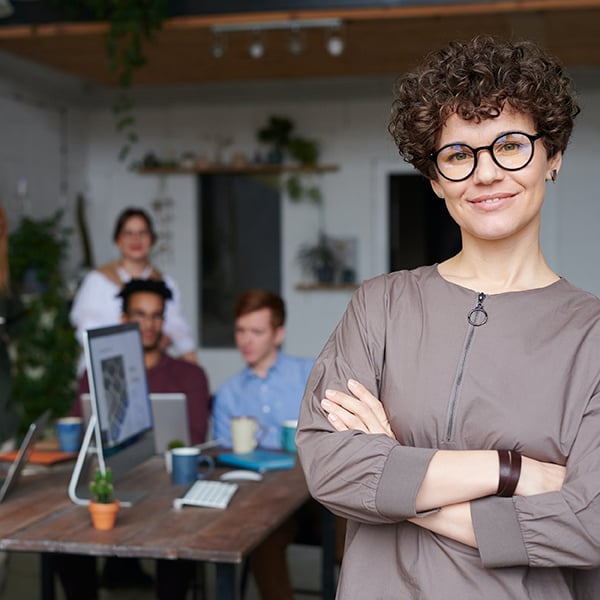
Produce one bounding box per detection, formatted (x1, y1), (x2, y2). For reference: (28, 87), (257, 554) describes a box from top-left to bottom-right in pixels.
(69, 267), (196, 372)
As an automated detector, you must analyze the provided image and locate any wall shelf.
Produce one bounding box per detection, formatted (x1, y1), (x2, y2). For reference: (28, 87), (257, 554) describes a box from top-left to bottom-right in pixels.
(135, 164), (339, 176)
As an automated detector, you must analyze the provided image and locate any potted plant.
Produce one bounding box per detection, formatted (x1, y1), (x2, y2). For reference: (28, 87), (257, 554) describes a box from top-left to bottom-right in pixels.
(297, 233), (339, 284)
(88, 467), (120, 530)
(257, 115), (294, 164)
(8, 210), (79, 435)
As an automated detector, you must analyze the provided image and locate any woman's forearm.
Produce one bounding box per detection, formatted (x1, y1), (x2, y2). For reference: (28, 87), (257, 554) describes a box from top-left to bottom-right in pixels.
(416, 450), (499, 512)
(409, 501), (477, 547)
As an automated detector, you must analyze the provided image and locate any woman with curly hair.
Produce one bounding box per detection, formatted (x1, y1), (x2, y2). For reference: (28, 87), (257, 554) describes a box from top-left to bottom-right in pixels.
(297, 36), (599, 598)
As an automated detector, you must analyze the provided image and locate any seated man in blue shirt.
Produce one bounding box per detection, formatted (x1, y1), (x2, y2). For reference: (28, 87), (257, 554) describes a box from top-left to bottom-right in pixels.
(213, 289), (314, 600)
(213, 288), (313, 449)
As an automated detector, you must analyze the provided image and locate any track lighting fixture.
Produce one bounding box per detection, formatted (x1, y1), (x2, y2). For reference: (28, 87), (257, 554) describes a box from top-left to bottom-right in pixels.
(326, 26), (345, 57)
(211, 31), (226, 58)
(248, 31), (265, 59)
(288, 25), (305, 56)
(210, 18), (343, 60)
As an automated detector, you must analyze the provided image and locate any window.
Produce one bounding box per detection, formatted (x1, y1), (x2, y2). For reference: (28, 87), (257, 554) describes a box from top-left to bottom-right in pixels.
(389, 174), (461, 271)
(199, 174), (281, 347)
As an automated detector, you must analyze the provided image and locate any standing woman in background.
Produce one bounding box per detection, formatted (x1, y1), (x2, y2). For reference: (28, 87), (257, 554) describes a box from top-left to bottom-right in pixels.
(70, 207), (197, 370)
(297, 36), (600, 599)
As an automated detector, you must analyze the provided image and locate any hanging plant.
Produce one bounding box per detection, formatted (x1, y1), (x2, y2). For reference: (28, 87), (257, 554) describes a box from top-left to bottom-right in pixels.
(47, 0), (168, 161)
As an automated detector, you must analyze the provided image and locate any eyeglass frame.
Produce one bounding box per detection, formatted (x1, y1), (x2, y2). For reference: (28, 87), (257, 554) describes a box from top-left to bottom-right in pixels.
(428, 131), (543, 182)
(126, 309), (165, 324)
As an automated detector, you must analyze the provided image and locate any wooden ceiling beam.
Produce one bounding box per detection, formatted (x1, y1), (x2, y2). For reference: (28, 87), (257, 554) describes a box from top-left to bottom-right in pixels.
(2, 0), (600, 41)
(0, 4), (599, 87)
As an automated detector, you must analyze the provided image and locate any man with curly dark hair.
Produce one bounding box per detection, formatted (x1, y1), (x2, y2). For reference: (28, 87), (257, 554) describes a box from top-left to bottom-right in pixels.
(297, 35), (600, 598)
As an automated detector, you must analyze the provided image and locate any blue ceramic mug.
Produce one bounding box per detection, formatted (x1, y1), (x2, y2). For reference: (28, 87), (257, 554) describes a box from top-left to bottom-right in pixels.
(56, 417), (83, 453)
(281, 419), (298, 453)
(171, 447), (215, 485)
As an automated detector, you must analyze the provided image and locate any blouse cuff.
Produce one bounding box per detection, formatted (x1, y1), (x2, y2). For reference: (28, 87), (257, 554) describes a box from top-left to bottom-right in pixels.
(375, 445), (437, 519)
(471, 495), (528, 567)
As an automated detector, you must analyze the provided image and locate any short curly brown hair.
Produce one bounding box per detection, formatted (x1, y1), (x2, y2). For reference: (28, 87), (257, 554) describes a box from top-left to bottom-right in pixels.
(389, 35), (580, 180)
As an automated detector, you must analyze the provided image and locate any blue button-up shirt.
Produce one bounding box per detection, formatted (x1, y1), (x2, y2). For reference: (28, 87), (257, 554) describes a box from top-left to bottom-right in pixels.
(212, 351), (314, 449)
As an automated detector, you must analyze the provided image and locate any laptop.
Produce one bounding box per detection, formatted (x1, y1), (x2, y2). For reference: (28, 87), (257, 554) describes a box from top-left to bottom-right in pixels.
(80, 392), (190, 454)
(149, 393), (190, 453)
(0, 409), (50, 503)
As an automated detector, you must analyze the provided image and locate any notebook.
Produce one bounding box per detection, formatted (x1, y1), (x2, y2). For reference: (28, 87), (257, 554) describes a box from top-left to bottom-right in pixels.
(217, 449), (296, 473)
(80, 392), (190, 454)
(0, 409), (50, 503)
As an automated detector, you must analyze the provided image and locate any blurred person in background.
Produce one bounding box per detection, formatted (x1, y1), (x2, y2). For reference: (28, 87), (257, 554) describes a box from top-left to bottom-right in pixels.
(70, 207), (197, 373)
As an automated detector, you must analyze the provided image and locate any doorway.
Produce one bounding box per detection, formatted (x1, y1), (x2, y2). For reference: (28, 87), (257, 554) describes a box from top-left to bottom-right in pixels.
(389, 174), (461, 272)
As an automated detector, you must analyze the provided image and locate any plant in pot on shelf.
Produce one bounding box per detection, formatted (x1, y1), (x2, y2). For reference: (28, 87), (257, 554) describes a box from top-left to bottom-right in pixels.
(256, 114), (323, 202)
(297, 233), (340, 284)
(89, 467), (120, 530)
(257, 115), (294, 164)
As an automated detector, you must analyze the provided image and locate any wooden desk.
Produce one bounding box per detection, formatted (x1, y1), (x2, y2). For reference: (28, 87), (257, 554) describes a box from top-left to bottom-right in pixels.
(0, 457), (335, 600)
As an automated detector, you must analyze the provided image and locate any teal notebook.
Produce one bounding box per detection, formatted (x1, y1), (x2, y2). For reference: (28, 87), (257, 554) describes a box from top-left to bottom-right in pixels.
(218, 449), (296, 473)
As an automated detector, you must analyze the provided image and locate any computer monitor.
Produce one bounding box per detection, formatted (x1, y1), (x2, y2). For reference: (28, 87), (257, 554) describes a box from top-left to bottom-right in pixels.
(75, 322), (154, 504)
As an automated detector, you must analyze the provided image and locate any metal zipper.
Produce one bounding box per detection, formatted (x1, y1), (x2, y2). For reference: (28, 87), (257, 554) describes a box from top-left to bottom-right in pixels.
(445, 292), (488, 442)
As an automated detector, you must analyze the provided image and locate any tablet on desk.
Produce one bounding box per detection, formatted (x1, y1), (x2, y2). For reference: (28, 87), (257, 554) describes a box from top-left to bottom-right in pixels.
(0, 410), (50, 503)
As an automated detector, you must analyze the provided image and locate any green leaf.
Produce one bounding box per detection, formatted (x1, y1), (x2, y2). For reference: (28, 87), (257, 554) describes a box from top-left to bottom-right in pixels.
(116, 115), (135, 131)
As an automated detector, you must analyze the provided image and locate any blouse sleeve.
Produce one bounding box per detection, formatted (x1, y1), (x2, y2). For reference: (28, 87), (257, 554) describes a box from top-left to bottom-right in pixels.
(69, 271), (121, 346)
(472, 389), (600, 569)
(296, 277), (436, 525)
(162, 274), (196, 356)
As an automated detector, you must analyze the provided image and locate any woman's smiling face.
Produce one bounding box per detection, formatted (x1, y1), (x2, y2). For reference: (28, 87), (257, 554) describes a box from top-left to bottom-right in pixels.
(430, 107), (562, 245)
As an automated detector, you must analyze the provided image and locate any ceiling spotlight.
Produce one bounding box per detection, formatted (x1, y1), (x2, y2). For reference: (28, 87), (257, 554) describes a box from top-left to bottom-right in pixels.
(326, 26), (345, 57)
(211, 31), (226, 59)
(288, 25), (305, 56)
(248, 31), (265, 59)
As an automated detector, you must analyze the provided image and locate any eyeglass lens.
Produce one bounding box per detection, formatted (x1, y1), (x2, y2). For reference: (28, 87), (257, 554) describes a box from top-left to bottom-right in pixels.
(434, 132), (538, 181)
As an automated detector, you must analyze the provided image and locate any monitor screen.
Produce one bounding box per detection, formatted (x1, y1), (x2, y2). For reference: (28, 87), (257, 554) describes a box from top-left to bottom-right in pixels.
(83, 323), (153, 450)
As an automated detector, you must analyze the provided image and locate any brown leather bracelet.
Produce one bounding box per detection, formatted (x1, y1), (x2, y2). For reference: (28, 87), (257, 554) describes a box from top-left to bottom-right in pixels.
(497, 450), (511, 495)
(497, 450), (522, 497)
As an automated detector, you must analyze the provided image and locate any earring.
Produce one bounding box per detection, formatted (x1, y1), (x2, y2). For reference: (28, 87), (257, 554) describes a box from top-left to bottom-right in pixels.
(551, 169), (557, 183)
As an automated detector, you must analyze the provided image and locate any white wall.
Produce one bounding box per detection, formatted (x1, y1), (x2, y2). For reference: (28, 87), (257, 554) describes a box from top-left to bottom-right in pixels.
(0, 51), (91, 278)
(82, 86), (403, 388)
(3, 51), (600, 391)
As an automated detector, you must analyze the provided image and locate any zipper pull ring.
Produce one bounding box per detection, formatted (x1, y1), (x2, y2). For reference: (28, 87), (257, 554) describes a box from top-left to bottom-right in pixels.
(467, 292), (488, 326)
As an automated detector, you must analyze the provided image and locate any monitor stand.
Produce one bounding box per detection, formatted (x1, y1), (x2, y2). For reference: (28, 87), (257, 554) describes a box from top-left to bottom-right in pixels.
(68, 415), (152, 507)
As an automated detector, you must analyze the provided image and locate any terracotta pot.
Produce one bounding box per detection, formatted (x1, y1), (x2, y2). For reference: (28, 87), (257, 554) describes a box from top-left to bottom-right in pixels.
(88, 500), (120, 530)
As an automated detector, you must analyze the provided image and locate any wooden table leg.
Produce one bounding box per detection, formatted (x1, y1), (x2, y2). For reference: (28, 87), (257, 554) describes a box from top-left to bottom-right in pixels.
(215, 562), (239, 600)
(40, 553), (55, 600)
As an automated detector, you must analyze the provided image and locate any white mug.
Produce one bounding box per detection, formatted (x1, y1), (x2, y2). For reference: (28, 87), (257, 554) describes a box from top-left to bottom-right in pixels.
(230, 416), (266, 454)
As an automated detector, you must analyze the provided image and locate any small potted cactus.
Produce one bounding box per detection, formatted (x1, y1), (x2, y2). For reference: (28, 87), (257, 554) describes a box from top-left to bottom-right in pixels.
(88, 467), (120, 530)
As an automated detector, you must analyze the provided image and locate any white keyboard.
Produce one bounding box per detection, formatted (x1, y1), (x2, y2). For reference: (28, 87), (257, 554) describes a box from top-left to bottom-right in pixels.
(173, 480), (239, 510)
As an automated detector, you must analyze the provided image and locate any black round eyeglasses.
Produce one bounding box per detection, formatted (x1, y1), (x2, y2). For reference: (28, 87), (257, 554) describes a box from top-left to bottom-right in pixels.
(429, 131), (542, 182)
